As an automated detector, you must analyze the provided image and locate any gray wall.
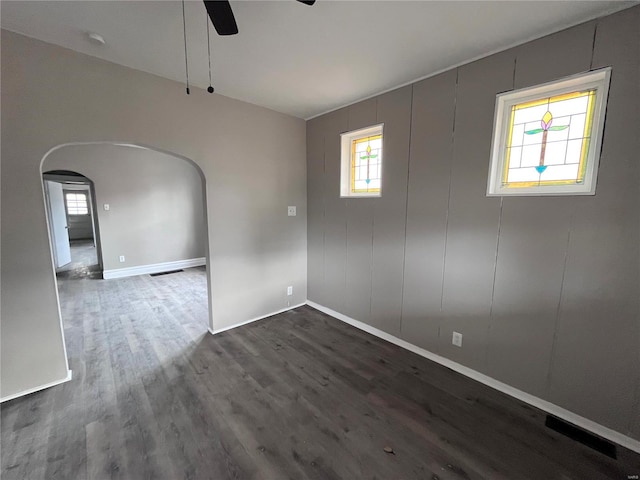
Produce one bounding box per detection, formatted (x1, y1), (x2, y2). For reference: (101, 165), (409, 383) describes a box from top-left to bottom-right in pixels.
(307, 6), (639, 440)
(45, 144), (206, 271)
(1, 31), (307, 400)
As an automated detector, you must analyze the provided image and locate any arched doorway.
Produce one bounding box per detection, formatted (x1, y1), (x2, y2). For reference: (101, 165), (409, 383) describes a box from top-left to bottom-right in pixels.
(40, 142), (213, 341)
(42, 169), (102, 278)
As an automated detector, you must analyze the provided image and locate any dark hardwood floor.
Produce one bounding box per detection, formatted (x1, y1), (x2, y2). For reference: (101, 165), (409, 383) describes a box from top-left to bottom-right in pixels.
(1, 267), (639, 479)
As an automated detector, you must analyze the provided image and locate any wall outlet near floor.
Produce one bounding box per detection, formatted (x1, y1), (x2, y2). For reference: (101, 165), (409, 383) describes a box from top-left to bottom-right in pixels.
(104, 203), (110, 211)
(452, 331), (463, 347)
(287, 285), (293, 296)
(287, 206), (296, 216)
(119, 255), (125, 263)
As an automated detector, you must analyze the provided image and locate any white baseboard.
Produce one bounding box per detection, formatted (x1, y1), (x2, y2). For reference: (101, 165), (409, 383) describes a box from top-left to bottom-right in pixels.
(103, 257), (206, 279)
(208, 302), (307, 335)
(0, 370), (72, 403)
(306, 300), (640, 454)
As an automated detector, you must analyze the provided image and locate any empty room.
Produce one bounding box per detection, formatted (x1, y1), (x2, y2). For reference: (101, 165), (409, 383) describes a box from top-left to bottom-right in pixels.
(1, 1), (639, 479)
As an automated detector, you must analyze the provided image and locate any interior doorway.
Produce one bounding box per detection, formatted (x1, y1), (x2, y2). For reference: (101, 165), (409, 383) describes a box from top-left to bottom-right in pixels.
(40, 142), (212, 332)
(42, 170), (102, 278)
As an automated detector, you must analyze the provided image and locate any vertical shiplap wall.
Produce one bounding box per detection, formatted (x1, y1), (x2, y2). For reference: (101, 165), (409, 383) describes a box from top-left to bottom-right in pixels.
(307, 6), (640, 440)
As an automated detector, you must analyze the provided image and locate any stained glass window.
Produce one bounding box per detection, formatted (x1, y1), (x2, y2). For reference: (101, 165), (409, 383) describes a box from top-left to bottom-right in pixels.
(351, 134), (382, 194)
(340, 124), (383, 197)
(503, 90), (595, 187)
(487, 68), (610, 196)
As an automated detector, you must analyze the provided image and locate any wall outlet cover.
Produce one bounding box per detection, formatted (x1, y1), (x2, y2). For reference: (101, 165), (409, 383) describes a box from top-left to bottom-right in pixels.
(104, 203), (110, 211)
(287, 206), (296, 216)
(287, 286), (293, 296)
(452, 331), (463, 347)
(119, 255), (125, 263)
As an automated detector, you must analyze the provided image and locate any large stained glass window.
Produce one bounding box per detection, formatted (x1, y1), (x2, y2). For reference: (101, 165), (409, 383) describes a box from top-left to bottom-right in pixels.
(505, 90), (594, 186)
(487, 68), (610, 196)
(351, 134), (382, 194)
(340, 124), (383, 197)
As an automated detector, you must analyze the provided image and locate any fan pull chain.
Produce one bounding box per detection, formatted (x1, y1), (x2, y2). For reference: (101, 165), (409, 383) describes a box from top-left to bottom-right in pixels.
(206, 13), (214, 93)
(182, 0), (190, 95)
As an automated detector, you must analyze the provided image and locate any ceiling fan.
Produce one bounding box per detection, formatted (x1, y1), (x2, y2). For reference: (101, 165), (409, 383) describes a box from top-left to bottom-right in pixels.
(203, 0), (316, 36)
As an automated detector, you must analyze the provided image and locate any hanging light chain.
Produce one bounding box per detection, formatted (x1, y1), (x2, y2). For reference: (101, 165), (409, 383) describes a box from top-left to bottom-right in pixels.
(181, 0), (190, 95)
(206, 10), (214, 93)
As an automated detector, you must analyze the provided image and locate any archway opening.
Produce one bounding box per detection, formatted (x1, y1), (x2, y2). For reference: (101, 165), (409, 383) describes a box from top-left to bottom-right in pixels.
(40, 143), (213, 346)
(42, 169), (102, 279)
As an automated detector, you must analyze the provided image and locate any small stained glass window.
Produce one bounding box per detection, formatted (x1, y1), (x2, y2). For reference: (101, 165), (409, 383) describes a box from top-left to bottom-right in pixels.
(351, 134), (382, 194)
(65, 192), (89, 215)
(340, 124), (383, 197)
(487, 68), (610, 196)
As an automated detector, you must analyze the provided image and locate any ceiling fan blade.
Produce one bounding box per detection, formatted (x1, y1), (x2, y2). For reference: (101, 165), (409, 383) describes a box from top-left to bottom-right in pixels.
(203, 0), (238, 36)
(297, 0), (316, 5)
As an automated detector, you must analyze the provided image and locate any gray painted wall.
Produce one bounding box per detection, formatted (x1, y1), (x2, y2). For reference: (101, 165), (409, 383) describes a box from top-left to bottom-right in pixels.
(307, 6), (639, 440)
(45, 144), (206, 271)
(1, 31), (307, 400)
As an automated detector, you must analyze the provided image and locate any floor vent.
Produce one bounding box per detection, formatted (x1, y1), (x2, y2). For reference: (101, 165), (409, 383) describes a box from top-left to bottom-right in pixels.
(150, 269), (184, 277)
(545, 415), (617, 459)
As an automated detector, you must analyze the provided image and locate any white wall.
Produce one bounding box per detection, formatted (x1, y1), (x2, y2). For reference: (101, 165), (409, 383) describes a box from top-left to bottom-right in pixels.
(45, 144), (206, 271)
(0, 31), (307, 400)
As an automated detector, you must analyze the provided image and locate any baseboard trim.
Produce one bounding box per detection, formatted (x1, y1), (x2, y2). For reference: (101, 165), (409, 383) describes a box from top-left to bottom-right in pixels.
(103, 257), (206, 279)
(208, 302), (307, 336)
(306, 300), (640, 454)
(0, 370), (73, 403)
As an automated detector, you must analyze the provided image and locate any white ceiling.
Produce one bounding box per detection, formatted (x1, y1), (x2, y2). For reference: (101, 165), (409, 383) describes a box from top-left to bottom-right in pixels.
(1, 1), (635, 119)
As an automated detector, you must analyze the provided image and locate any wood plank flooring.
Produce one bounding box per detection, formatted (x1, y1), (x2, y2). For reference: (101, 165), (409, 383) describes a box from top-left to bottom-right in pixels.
(2, 267), (639, 479)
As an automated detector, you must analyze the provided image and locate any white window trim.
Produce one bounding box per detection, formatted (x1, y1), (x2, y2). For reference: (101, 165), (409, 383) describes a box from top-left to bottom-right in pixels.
(486, 67), (611, 197)
(340, 123), (384, 198)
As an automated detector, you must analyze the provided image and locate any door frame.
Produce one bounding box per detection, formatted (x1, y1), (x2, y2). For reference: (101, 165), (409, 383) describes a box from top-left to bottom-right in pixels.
(42, 172), (104, 272)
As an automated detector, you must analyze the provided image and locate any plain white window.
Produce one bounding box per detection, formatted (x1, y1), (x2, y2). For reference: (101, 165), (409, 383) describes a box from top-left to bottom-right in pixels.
(487, 68), (610, 196)
(340, 124), (384, 198)
(65, 192), (89, 215)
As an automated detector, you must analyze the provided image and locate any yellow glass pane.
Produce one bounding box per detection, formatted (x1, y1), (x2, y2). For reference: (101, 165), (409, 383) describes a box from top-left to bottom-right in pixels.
(514, 90), (591, 110)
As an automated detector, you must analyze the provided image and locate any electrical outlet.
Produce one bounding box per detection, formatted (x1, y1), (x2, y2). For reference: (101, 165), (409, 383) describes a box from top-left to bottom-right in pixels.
(452, 331), (463, 347)
(287, 286), (293, 296)
(119, 255), (125, 263)
(287, 206), (296, 216)
(104, 203), (110, 211)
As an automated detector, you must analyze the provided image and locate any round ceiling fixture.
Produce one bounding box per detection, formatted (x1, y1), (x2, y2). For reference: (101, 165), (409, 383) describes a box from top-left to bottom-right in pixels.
(86, 32), (106, 45)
